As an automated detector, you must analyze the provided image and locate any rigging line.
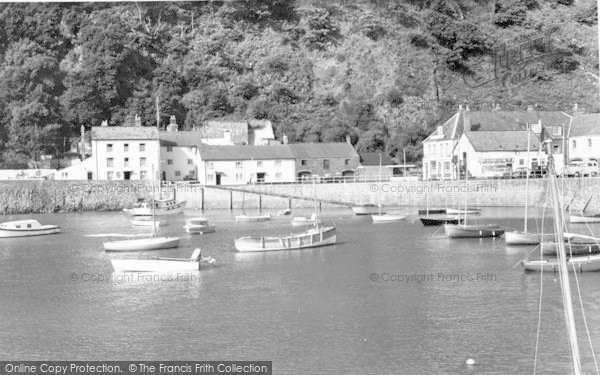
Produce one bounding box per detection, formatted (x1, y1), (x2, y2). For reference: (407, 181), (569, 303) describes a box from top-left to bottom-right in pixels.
(572, 260), (600, 375)
(533, 250), (544, 375)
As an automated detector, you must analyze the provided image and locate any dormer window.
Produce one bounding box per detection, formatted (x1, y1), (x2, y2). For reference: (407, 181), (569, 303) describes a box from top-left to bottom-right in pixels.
(552, 126), (562, 136)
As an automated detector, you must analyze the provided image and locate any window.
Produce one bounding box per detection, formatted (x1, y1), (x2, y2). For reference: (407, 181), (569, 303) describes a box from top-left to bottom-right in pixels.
(167, 159), (173, 165)
(140, 171), (147, 179)
(107, 172), (114, 180)
(275, 160), (282, 167)
(106, 158), (114, 167)
(167, 146), (173, 152)
(124, 144), (129, 152)
(207, 162), (214, 169)
(323, 159), (330, 169)
(301, 160), (308, 166)
(106, 144), (113, 152)
(344, 159), (350, 165)
(553, 144), (560, 154)
(139, 143), (146, 152)
(588, 139), (592, 147)
(140, 157), (146, 167)
(235, 161), (242, 168)
(124, 158), (129, 167)
(257, 161), (263, 167)
(572, 140), (577, 150)
(175, 170), (181, 177)
(189, 170), (195, 177)
(208, 174), (214, 182)
(276, 172), (282, 180)
(236, 173), (243, 181)
(553, 126), (562, 136)
(187, 159), (193, 165)
(519, 159), (524, 166)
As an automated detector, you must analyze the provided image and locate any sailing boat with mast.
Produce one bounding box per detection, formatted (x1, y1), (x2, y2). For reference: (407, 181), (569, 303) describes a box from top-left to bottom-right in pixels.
(505, 130), (550, 245)
(105, 165), (180, 251)
(419, 182), (462, 226)
(444, 155), (504, 238)
(235, 181), (335, 251)
(235, 191), (271, 222)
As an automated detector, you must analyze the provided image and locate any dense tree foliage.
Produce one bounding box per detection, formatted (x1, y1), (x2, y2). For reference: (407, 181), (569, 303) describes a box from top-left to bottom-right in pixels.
(0, 0), (597, 167)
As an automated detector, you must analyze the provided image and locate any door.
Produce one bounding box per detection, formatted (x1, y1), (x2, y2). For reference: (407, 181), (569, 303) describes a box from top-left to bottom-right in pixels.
(256, 172), (265, 183)
(216, 173), (221, 185)
(162, 171), (166, 181)
(124, 171), (132, 180)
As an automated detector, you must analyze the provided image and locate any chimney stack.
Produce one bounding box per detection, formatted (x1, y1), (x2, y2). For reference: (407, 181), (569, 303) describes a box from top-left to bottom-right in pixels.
(134, 114), (142, 127)
(224, 129), (232, 144)
(345, 135), (351, 144)
(283, 134), (289, 144)
(100, 120), (108, 127)
(463, 105), (471, 132)
(166, 115), (178, 132)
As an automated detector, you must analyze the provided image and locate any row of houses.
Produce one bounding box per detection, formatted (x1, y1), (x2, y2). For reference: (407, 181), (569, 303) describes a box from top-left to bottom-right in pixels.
(422, 105), (600, 179)
(51, 116), (400, 184)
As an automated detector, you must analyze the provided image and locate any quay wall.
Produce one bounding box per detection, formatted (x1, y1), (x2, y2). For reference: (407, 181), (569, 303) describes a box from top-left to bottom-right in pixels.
(1, 178), (599, 215)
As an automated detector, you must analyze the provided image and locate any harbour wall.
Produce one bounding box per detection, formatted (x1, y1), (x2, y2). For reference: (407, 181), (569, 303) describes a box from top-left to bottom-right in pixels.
(0, 178), (599, 214)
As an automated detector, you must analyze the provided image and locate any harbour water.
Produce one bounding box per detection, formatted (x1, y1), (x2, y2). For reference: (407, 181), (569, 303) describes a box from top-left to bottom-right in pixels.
(1, 207), (600, 374)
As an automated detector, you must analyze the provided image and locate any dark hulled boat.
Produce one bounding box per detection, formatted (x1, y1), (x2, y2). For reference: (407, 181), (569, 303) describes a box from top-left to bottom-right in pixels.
(420, 217), (463, 226)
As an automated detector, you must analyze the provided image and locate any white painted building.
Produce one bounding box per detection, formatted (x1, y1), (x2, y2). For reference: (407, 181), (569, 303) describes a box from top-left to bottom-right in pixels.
(454, 130), (546, 178)
(568, 114), (600, 163)
(91, 125), (160, 180)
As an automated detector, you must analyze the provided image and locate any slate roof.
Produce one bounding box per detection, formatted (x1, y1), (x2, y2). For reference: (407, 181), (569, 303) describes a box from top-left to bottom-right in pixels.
(464, 131), (541, 152)
(570, 114), (600, 137)
(159, 131), (205, 147)
(202, 120), (249, 144)
(199, 143), (358, 161)
(359, 152), (396, 166)
(91, 126), (158, 140)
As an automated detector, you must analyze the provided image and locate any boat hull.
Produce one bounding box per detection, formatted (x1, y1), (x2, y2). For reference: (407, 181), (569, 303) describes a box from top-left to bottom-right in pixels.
(0, 227), (60, 238)
(541, 242), (600, 256)
(184, 225), (215, 234)
(444, 224), (504, 238)
(235, 214), (271, 222)
(235, 227), (336, 252)
(420, 218), (463, 226)
(570, 214), (600, 223)
(291, 218), (321, 227)
(352, 205), (380, 215)
(130, 220), (165, 227)
(111, 259), (200, 272)
(372, 214), (407, 223)
(418, 209), (446, 215)
(522, 254), (600, 272)
(123, 201), (186, 216)
(103, 237), (180, 251)
(504, 231), (548, 245)
(446, 208), (481, 215)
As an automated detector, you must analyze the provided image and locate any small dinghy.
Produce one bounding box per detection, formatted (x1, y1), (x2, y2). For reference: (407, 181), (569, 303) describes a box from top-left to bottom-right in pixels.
(291, 213), (321, 227)
(183, 217), (215, 234)
(111, 248), (215, 272)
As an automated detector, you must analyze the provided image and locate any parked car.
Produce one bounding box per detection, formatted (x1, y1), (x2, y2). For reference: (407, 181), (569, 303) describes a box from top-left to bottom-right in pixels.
(563, 159), (599, 177)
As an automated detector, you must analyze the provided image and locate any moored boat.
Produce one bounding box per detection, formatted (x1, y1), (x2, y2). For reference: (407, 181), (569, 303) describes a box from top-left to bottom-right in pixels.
(444, 224), (504, 238)
(504, 231), (555, 245)
(420, 217), (463, 226)
(352, 204), (380, 215)
(131, 219), (165, 227)
(372, 214), (407, 223)
(0, 219), (60, 238)
(570, 213), (600, 223)
(183, 217), (215, 234)
(235, 214), (271, 222)
(541, 241), (600, 256)
(446, 208), (481, 215)
(418, 209), (446, 215)
(123, 197), (186, 216)
(291, 213), (321, 227)
(278, 209), (292, 216)
(235, 226), (336, 252)
(103, 237), (180, 251)
(111, 248), (215, 272)
(521, 254), (600, 272)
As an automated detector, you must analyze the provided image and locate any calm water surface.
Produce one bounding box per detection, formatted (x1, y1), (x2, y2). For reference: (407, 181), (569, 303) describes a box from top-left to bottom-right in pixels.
(1, 207), (600, 374)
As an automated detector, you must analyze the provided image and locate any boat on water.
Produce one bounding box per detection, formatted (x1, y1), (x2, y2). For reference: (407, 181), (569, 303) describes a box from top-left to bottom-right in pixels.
(418, 209), (446, 215)
(570, 212), (600, 223)
(235, 214), (271, 222)
(104, 237), (180, 251)
(183, 217), (215, 234)
(504, 231), (555, 245)
(541, 241), (600, 256)
(131, 219), (165, 227)
(445, 208), (481, 215)
(0, 219), (60, 238)
(444, 224), (505, 238)
(123, 197), (186, 216)
(278, 209), (292, 216)
(291, 213), (321, 227)
(420, 217), (463, 226)
(521, 254), (600, 272)
(235, 226), (336, 252)
(372, 213), (407, 223)
(352, 204), (380, 215)
(111, 248), (215, 272)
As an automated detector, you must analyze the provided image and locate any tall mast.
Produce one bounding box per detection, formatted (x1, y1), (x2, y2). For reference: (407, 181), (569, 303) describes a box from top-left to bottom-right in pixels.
(524, 129), (531, 233)
(151, 164), (156, 237)
(378, 153), (382, 215)
(548, 154), (581, 374)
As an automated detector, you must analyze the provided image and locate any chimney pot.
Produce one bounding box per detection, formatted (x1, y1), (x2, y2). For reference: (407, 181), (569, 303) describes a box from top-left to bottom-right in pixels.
(283, 134), (289, 144)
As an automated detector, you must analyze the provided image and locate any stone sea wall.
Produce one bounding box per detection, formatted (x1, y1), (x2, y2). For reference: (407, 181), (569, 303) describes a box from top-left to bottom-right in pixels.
(1, 177), (599, 215)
